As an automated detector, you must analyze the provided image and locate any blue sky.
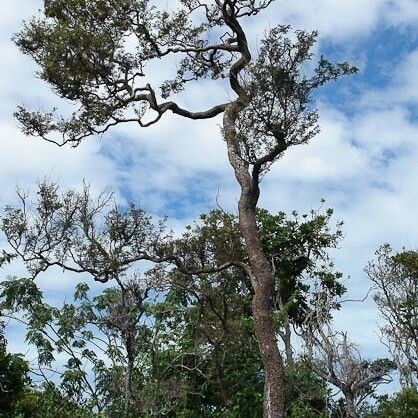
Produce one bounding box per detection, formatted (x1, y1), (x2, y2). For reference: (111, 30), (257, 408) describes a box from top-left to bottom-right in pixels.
(1, 0), (418, 389)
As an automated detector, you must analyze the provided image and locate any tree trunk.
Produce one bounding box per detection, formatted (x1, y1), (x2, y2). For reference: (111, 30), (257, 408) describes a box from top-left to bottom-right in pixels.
(223, 103), (285, 417)
(239, 195), (285, 418)
(124, 364), (132, 418)
(344, 394), (359, 418)
(254, 287), (286, 418)
(282, 322), (294, 366)
(124, 351), (134, 418)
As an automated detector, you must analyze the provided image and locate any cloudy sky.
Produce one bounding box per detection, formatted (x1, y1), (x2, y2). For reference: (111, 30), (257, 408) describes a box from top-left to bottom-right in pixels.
(1, 0), (418, 387)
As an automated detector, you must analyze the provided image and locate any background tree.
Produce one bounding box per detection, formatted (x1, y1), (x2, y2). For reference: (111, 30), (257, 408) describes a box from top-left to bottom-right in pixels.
(0, 252), (29, 417)
(2, 183), (345, 416)
(11, 384), (99, 418)
(14, 2), (356, 415)
(0, 275), (179, 417)
(164, 207), (345, 363)
(366, 244), (418, 387)
(302, 324), (394, 418)
(1, 252), (97, 418)
(299, 271), (396, 418)
(0, 275), (330, 418)
(256, 207), (345, 364)
(130, 206), (342, 416)
(364, 387), (418, 418)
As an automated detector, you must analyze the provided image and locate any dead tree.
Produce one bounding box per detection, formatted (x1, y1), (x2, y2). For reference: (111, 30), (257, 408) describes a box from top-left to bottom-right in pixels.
(299, 289), (394, 418)
(366, 244), (418, 387)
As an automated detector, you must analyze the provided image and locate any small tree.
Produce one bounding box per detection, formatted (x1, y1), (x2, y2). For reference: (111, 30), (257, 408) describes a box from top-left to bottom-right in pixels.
(303, 324), (394, 418)
(366, 244), (418, 387)
(0, 253), (30, 417)
(0, 320), (31, 417)
(14, 2), (356, 415)
(1, 275), (169, 417)
(0, 183), (188, 416)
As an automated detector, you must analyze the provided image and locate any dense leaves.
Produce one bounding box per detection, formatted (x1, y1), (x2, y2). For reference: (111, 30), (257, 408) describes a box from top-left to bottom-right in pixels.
(13, 0), (355, 153)
(365, 387), (418, 418)
(1, 200), (346, 416)
(0, 323), (30, 417)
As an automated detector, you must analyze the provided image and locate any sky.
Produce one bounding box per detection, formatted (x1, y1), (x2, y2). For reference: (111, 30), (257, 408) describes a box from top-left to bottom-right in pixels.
(1, 0), (418, 389)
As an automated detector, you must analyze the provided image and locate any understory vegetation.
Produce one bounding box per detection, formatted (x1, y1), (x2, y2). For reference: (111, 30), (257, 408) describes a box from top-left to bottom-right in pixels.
(0, 185), (417, 417)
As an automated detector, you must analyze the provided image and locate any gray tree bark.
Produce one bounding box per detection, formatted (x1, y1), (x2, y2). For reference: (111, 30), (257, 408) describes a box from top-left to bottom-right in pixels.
(224, 102), (285, 418)
(345, 393), (359, 418)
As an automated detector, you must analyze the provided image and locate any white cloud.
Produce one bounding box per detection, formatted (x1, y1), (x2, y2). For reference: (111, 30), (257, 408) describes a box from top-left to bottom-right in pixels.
(0, 122), (121, 207)
(385, 0), (418, 26)
(267, 0), (383, 40)
(363, 49), (418, 108)
(265, 0), (418, 41)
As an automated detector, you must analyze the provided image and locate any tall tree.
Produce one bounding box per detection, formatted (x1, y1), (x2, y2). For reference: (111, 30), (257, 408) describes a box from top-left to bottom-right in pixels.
(14, 2), (357, 415)
(366, 244), (418, 387)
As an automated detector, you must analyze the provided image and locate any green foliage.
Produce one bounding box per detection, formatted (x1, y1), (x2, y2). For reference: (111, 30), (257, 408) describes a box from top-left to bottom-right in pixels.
(365, 387), (418, 418)
(284, 362), (328, 417)
(10, 384), (99, 418)
(0, 205), (345, 416)
(0, 254), (30, 417)
(0, 277), (153, 414)
(13, 0), (355, 150)
(236, 26), (356, 167)
(13, 0), (229, 144)
(152, 266), (263, 417)
(0, 324), (30, 417)
(145, 207), (342, 416)
(169, 207), (345, 331)
(257, 207), (345, 326)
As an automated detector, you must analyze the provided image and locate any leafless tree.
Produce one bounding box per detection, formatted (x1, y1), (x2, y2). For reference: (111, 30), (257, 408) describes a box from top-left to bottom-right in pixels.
(306, 325), (394, 418)
(298, 287), (394, 418)
(366, 244), (418, 387)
